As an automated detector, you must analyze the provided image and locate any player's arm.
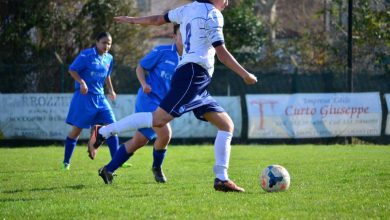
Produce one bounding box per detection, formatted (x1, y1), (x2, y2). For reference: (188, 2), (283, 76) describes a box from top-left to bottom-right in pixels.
(215, 45), (258, 85)
(136, 64), (152, 94)
(105, 76), (116, 101)
(114, 15), (167, 26)
(69, 70), (88, 94)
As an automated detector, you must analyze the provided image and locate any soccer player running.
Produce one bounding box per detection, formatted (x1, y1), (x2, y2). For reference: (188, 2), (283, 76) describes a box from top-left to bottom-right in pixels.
(89, 0), (257, 192)
(62, 32), (120, 170)
(95, 24), (183, 183)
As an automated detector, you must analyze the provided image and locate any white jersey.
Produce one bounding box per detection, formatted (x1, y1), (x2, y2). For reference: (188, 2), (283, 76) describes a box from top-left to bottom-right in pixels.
(165, 0), (225, 76)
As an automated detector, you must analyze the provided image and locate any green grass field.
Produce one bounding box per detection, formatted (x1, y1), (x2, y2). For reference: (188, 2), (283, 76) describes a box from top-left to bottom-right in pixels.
(1, 145), (389, 219)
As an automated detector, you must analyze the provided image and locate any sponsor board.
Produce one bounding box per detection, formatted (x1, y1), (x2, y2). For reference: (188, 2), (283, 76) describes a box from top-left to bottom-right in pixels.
(0, 94), (241, 139)
(246, 93), (382, 138)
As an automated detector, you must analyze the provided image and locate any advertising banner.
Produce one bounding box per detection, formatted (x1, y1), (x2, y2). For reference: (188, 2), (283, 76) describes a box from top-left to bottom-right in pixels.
(0, 94), (241, 140)
(246, 93), (382, 138)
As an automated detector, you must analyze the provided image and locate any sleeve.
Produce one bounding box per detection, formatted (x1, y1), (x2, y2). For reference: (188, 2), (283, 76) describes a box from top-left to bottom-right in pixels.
(108, 57), (114, 76)
(205, 10), (225, 48)
(69, 52), (87, 73)
(167, 5), (186, 24)
(139, 47), (163, 71)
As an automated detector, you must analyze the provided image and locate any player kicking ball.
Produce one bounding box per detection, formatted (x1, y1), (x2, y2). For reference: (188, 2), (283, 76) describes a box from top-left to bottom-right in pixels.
(89, 0), (257, 192)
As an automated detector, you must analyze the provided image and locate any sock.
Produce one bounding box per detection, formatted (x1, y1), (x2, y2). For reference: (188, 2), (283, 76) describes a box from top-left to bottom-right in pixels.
(99, 112), (153, 138)
(106, 144), (133, 173)
(106, 135), (119, 158)
(213, 130), (233, 181)
(63, 136), (78, 164)
(152, 148), (167, 168)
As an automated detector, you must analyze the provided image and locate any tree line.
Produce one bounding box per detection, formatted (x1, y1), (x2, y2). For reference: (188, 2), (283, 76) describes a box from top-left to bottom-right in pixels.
(0, 0), (388, 93)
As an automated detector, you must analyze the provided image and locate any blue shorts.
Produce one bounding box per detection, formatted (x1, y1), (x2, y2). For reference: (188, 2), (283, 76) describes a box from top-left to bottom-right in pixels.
(159, 63), (225, 121)
(66, 91), (116, 129)
(135, 92), (160, 141)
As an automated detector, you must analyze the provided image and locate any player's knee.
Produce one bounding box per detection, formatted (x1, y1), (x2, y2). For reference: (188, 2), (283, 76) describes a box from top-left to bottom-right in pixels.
(153, 119), (166, 128)
(218, 117), (234, 133)
(224, 122), (234, 133)
(152, 108), (173, 127)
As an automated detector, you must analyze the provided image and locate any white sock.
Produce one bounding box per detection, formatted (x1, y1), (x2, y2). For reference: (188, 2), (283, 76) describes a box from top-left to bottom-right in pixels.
(99, 112), (153, 138)
(213, 130), (233, 181)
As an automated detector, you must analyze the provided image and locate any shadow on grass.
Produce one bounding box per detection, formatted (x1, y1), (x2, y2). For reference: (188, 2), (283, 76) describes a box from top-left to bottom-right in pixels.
(2, 184), (86, 194)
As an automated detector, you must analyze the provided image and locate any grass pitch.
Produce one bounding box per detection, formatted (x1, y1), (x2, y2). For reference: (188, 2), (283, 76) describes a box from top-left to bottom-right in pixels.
(0, 145), (389, 219)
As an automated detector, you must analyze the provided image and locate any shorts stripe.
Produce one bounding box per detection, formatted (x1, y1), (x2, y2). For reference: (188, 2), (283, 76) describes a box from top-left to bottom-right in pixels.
(168, 63), (195, 115)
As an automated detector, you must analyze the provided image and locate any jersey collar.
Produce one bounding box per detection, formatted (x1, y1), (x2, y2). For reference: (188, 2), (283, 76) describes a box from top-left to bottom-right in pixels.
(93, 46), (106, 58)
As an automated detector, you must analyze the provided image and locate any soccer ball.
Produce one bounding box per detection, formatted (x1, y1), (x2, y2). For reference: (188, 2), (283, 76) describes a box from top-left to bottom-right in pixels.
(260, 165), (290, 192)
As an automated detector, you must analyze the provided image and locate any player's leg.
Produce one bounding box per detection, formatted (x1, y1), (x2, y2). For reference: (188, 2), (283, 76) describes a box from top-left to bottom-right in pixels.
(89, 96), (120, 160)
(63, 126), (82, 170)
(203, 110), (244, 192)
(98, 131), (149, 184)
(204, 111), (234, 180)
(151, 123), (172, 183)
(97, 107), (173, 139)
(108, 131), (148, 172)
(64, 92), (94, 169)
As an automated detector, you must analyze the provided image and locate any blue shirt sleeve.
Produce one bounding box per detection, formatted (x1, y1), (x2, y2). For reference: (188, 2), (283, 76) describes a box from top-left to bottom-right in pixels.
(139, 47), (163, 71)
(108, 58), (114, 76)
(69, 52), (87, 73)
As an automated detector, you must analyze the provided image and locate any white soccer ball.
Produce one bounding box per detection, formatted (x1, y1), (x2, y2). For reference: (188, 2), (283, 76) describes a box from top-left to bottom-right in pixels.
(260, 165), (291, 192)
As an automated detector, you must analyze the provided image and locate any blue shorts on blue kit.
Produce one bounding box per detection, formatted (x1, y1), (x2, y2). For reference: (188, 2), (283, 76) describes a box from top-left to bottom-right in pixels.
(159, 63), (225, 121)
(66, 91), (116, 129)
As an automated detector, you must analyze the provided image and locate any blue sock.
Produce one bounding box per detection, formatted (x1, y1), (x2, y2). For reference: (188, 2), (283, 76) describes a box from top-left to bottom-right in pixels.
(63, 137), (77, 164)
(152, 148), (166, 168)
(106, 144), (133, 173)
(106, 135), (119, 158)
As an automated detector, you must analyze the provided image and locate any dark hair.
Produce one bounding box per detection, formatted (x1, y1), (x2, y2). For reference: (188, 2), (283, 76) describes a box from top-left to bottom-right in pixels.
(173, 24), (180, 35)
(96, 32), (112, 41)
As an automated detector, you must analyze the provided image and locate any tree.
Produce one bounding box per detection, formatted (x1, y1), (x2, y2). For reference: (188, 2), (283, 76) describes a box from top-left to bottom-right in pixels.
(0, 0), (151, 92)
(318, 0), (390, 74)
(222, 0), (266, 66)
(254, 0), (279, 47)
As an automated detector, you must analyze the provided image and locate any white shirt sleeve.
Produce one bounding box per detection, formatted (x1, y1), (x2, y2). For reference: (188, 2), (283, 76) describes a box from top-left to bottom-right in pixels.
(205, 10), (225, 47)
(167, 5), (186, 24)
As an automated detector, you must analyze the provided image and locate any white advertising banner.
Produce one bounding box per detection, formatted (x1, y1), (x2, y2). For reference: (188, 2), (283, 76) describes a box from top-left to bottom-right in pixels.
(0, 94), (241, 140)
(385, 94), (390, 135)
(246, 93), (382, 138)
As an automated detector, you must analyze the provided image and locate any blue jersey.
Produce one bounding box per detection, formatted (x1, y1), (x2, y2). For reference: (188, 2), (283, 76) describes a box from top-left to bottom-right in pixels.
(137, 44), (180, 102)
(69, 47), (114, 95)
(135, 44), (180, 140)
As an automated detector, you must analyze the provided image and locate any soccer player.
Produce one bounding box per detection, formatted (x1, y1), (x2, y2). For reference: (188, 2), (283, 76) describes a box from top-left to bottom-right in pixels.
(90, 0), (257, 192)
(96, 24), (183, 183)
(62, 32), (120, 170)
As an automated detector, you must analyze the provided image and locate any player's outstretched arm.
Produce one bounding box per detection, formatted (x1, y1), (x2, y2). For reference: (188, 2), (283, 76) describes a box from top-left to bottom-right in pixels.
(215, 44), (257, 85)
(114, 15), (167, 26)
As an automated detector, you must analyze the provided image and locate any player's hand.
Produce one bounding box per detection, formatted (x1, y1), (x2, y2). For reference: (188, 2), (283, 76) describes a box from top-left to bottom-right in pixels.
(243, 73), (258, 85)
(143, 84), (152, 94)
(108, 91), (116, 101)
(114, 16), (134, 24)
(80, 82), (88, 94)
